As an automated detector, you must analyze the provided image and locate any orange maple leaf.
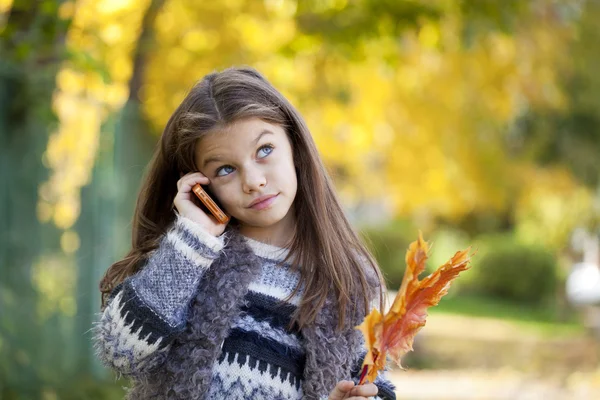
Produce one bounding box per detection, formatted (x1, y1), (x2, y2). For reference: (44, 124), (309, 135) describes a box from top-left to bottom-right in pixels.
(356, 232), (471, 384)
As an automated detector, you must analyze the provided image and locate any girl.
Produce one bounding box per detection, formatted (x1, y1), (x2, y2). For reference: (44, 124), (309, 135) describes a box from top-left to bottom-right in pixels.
(95, 67), (396, 400)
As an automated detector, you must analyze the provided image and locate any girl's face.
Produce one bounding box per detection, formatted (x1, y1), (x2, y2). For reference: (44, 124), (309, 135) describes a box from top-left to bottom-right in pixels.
(194, 117), (298, 242)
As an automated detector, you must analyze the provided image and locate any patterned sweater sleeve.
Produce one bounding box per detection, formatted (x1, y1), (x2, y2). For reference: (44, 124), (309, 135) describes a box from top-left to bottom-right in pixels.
(94, 213), (225, 376)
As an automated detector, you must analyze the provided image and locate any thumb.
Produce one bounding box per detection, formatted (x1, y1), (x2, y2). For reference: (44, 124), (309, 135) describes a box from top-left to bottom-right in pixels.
(328, 380), (355, 400)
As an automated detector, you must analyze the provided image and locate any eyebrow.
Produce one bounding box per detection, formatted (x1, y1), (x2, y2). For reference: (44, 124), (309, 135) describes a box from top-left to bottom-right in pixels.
(252, 129), (273, 146)
(202, 155), (223, 169)
(202, 129), (274, 169)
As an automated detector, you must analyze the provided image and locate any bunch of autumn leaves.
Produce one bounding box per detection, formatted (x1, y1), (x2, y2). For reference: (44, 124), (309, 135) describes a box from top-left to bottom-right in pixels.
(356, 233), (472, 384)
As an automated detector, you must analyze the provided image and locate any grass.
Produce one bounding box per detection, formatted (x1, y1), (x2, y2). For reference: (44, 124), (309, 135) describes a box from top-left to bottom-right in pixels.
(427, 294), (586, 338)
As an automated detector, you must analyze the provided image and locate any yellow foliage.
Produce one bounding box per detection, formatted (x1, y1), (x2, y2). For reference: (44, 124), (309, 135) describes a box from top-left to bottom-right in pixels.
(40, 0), (588, 257)
(41, 0), (150, 229)
(61, 230), (81, 254)
(515, 167), (595, 250)
(0, 0), (12, 14)
(31, 254), (77, 320)
(58, 2), (75, 20)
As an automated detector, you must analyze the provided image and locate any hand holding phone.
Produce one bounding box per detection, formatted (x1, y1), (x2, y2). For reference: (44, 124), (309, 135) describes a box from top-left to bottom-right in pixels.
(192, 184), (230, 224)
(173, 172), (229, 236)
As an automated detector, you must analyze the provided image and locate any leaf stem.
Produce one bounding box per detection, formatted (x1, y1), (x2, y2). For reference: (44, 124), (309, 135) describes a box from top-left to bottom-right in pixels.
(358, 352), (379, 385)
(358, 365), (369, 385)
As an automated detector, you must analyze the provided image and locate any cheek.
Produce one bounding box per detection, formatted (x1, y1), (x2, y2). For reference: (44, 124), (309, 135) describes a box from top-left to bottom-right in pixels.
(210, 184), (235, 208)
(282, 164), (298, 197)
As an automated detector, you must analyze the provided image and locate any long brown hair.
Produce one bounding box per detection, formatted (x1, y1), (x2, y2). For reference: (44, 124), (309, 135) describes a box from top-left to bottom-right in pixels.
(99, 67), (386, 329)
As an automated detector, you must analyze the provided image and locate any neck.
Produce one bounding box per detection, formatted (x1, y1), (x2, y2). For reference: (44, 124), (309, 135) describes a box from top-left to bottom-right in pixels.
(238, 206), (296, 248)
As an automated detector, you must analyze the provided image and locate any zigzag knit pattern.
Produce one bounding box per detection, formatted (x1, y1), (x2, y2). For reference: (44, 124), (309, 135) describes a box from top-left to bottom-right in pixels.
(204, 237), (305, 399)
(94, 213), (224, 375)
(95, 217), (396, 399)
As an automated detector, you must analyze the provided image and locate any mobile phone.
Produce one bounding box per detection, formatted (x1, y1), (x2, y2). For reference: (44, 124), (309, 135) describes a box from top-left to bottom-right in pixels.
(192, 183), (230, 224)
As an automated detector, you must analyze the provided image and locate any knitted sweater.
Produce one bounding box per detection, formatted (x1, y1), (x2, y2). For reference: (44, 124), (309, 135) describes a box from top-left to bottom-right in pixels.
(94, 214), (396, 400)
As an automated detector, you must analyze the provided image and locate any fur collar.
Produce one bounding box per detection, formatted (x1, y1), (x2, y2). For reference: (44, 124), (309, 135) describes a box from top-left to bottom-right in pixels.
(301, 288), (366, 399)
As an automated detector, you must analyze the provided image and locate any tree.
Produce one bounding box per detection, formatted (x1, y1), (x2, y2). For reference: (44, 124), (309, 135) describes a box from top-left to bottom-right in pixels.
(0, 0), (74, 396)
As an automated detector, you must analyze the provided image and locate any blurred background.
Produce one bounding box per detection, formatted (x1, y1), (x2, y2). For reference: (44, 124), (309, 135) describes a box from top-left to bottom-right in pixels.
(1, 0), (600, 399)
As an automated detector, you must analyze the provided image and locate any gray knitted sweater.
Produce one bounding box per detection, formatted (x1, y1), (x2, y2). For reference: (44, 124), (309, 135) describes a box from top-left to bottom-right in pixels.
(94, 214), (396, 399)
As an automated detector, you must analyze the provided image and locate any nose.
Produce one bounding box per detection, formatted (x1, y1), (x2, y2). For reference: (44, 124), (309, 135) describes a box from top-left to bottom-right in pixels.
(241, 166), (266, 193)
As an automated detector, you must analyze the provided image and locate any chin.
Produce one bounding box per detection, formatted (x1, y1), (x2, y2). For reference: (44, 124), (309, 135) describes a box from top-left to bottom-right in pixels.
(237, 209), (289, 228)
(248, 215), (285, 228)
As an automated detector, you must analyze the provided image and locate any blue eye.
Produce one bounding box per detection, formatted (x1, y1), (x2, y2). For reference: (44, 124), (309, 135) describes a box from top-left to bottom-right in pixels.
(216, 165), (235, 177)
(257, 144), (273, 159)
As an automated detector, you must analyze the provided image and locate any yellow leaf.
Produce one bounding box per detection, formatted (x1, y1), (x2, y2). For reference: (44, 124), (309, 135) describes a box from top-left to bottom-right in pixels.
(356, 234), (471, 383)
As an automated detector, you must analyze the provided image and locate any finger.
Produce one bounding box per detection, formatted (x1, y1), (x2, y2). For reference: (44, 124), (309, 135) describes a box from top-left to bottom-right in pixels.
(173, 191), (191, 205)
(177, 172), (209, 191)
(348, 383), (378, 397)
(177, 172), (210, 192)
(329, 380), (355, 400)
(178, 171), (209, 186)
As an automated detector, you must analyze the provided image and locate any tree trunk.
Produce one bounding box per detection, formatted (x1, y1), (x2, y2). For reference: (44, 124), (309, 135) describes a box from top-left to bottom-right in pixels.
(0, 0), (74, 395)
(75, 0), (167, 378)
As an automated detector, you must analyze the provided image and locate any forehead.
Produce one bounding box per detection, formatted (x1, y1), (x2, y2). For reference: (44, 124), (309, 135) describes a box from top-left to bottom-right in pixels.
(197, 118), (285, 152)
(194, 118), (287, 166)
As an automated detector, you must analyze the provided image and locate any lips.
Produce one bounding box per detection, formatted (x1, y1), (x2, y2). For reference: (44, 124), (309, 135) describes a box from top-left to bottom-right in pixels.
(248, 194), (278, 210)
